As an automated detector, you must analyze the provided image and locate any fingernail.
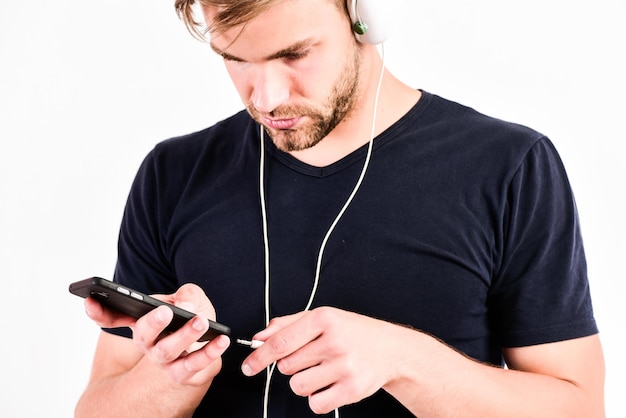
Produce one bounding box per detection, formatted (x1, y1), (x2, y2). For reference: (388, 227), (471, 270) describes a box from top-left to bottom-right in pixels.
(84, 301), (93, 317)
(192, 316), (206, 331)
(155, 306), (171, 324)
(241, 363), (252, 376)
(216, 336), (230, 349)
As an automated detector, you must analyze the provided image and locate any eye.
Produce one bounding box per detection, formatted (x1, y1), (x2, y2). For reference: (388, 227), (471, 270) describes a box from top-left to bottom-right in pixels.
(283, 49), (310, 62)
(222, 56), (251, 70)
(223, 55), (243, 64)
(217, 50), (246, 65)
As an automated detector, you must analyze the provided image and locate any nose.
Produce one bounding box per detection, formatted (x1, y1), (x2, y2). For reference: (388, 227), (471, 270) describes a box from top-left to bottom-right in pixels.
(250, 64), (290, 113)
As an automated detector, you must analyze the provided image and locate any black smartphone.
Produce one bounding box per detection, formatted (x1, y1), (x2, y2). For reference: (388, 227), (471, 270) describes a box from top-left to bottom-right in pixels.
(69, 277), (231, 342)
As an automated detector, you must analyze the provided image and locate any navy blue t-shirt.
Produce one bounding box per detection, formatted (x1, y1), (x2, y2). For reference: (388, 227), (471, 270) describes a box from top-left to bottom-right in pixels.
(109, 92), (598, 417)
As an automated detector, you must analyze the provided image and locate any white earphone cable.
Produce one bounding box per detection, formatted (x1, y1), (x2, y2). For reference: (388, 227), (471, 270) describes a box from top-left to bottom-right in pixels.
(306, 44), (385, 312)
(258, 122), (277, 418)
(258, 43), (385, 418)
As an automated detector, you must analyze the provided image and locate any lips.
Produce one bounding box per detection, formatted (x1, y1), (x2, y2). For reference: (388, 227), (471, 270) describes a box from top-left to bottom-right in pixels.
(263, 116), (301, 130)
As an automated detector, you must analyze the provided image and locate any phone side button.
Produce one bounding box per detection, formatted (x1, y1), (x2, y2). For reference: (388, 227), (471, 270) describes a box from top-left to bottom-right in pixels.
(117, 287), (130, 296)
(130, 292), (143, 301)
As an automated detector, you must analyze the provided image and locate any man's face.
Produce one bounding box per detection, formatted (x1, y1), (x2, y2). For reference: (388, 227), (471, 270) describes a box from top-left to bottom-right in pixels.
(205, 0), (363, 152)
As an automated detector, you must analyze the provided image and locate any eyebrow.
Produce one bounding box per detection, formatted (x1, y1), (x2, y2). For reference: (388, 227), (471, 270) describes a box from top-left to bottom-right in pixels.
(210, 39), (314, 62)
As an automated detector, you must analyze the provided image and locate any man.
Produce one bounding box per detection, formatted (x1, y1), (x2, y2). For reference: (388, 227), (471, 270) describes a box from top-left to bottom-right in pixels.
(76, 0), (605, 417)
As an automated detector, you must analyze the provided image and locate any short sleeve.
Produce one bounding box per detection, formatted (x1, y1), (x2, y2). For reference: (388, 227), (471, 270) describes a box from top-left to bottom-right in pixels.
(489, 137), (598, 347)
(104, 148), (180, 338)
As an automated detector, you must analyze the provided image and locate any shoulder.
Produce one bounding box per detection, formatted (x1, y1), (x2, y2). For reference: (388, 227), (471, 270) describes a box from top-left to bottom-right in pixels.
(394, 92), (552, 177)
(128, 110), (258, 203)
(150, 110), (256, 166)
(422, 92), (545, 150)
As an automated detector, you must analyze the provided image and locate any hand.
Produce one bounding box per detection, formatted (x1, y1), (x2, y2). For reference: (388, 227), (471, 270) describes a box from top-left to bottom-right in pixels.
(85, 283), (230, 387)
(241, 307), (412, 414)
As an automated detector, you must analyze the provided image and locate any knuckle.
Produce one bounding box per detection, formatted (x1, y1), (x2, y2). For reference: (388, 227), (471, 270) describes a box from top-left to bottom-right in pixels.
(346, 378), (365, 397)
(267, 316), (286, 329)
(276, 357), (293, 375)
(268, 335), (289, 354)
(182, 352), (206, 374)
(199, 342), (220, 364)
(166, 368), (186, 385)
(311, 306), (337, 326)
(133, 332), (151, 353)
(176, 283), (200, 302)
(343, 376), (376, 404)
(151, 344), (175, 363)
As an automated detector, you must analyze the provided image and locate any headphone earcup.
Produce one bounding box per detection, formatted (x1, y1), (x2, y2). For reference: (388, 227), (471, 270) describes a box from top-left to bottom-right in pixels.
(348, 0), (389, 44)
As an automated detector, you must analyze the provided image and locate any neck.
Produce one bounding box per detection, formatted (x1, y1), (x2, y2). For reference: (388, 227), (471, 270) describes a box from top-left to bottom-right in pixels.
(288, 45), (421, 167)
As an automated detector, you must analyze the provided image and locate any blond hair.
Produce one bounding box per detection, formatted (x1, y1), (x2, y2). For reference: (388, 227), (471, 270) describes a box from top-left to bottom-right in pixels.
(174, 0), (345, 40)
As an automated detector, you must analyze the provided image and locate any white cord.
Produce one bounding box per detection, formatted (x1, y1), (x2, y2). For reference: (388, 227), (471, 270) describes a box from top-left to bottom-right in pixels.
(259, 43), (386, 418)
(258, 122), (276, 418)
(306, 44), (385, 312)
(259, 118), (271, 329)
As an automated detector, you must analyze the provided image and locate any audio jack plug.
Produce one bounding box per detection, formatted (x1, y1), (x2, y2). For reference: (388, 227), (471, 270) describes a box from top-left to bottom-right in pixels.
(236, 339), (265, 349)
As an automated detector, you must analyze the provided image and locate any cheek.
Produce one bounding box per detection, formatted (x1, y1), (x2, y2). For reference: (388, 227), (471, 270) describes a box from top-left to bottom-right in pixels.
(287, 62), (331, 100)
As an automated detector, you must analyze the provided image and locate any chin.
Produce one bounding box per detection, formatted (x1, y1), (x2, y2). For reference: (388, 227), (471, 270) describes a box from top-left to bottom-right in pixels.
(268, 130), (323, 153)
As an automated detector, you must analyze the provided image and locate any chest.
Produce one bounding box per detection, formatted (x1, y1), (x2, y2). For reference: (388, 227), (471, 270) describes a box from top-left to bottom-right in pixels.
(170, 148), (502, 361)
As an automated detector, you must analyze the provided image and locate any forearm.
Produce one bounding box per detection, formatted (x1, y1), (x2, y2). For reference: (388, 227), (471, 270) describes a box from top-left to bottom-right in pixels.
(383, 332), (604, 418)
(75, 355), (211, 418)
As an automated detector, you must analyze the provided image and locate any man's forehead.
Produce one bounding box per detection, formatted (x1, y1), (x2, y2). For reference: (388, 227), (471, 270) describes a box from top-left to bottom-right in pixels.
(205, 2), (337, 62)
(202, 0), (343, 49)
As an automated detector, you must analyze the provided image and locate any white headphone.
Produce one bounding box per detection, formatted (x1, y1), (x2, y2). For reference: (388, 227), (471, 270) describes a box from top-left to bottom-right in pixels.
(347, 0), (389, 44)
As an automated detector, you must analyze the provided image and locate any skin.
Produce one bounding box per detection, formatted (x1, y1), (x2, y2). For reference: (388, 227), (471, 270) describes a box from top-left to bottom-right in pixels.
(243, 308), (605, 416)
(76, 1), (605, 417)
(205, 0), (420, 166)
(221, 31), (362, 153)
(76, 285), (230, 418)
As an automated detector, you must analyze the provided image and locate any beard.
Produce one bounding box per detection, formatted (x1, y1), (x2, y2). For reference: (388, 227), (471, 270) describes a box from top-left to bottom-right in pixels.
(247, 46), (361, 152)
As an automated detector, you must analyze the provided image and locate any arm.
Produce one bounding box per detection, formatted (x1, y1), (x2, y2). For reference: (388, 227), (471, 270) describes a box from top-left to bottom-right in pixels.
(75, 284), (230, 418)
(384, 329), (605, 417)
(241, 307), (605, 417)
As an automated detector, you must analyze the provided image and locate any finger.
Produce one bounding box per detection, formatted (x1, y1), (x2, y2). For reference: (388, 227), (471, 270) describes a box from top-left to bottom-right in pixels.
(84, 297), (136, 328)
(252, 311), (307, 341)
(151, 284), (216, 321)
(242, 313), (321, 377)
(148, 314), (211, 364)
(308, 384), (346, 415)
(288, 360), (339, 397)
(303, 366), (372, 416)
(276, 336), (325, 376)
(182, 335), (231, 374)
(133, 305), (174, 352)
(173, 283), (217, 320)
(158, 335), (230, 386)
(295, 353), (385, 414)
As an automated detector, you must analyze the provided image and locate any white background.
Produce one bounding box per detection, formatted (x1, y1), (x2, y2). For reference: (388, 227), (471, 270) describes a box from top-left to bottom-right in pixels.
(1, 1), (624, 416)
